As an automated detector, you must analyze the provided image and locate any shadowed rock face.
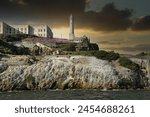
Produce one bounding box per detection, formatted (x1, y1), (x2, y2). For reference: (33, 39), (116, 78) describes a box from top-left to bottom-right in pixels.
(0, 55), (145, 91)
(0, 63), (8, 73)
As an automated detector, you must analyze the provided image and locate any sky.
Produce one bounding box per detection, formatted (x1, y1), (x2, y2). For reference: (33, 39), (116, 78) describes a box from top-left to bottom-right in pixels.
(0, 0), (150, 54)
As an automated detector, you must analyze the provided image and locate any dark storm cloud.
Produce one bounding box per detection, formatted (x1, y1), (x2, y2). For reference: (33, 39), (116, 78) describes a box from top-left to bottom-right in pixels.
(131, 16), (150, 31)
(9, 0), (28, 5)
(0, 0), (87, 26)
(78, 3), (133, 31)
(0, 0), (149, 32)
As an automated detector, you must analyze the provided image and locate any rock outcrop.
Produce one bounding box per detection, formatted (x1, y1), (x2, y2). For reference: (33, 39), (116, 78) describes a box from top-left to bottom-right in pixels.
(0, 55), (146, 91)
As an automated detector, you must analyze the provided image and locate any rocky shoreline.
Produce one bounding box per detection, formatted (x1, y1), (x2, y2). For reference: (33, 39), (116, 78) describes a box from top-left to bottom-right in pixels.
(0, 55), (148, 91)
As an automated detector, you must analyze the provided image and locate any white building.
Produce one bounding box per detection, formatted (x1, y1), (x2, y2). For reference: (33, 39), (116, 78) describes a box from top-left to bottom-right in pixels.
(0, 22), (53, 38)
(11, 24), (33, 35)
(0, 22), (14, 35)
(33, 25), (53, 38)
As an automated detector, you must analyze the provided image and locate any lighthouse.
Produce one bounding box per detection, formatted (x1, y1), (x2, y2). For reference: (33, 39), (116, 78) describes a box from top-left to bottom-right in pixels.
(69, 14), (75, 40)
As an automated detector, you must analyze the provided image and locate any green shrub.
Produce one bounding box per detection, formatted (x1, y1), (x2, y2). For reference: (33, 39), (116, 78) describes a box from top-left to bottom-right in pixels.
(119, 57), (140, 71)
(136, 52), (147, 57)
(25, 74), (35, 83)
(0, 48), (12, 54)
(59, 43), (76, 51)
(118, 78), (133, 89)
(0, 34), (37, 42)
(0, 40), (30, 55)
(93, 51), (120, 61)
(68, 50), (120, 61)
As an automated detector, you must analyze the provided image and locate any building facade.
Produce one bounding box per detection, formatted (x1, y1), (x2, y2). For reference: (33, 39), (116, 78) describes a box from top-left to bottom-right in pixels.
(33, 25), (53, 38)
(0, 22), (53, 38)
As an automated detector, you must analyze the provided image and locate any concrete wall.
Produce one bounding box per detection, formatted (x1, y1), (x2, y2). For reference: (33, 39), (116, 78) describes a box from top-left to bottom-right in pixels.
(33, 25), (53, 38)
(0, 22), (2, 34)
(0, 22), (5, 34)
(33, 25), (47, 37)
(11, 25), (30, 35)
(0, 22), (15, 35)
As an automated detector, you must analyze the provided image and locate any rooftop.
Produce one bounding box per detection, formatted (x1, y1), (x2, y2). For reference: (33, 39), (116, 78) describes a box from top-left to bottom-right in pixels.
(31, 38), (70, 43)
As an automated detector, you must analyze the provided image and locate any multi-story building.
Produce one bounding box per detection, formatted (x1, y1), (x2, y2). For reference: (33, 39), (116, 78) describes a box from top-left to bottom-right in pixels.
(11, 25), (33, 35)
(0, 22), (15, 35)
(0, 22), (53, 38)
(33, 25), (53, 38)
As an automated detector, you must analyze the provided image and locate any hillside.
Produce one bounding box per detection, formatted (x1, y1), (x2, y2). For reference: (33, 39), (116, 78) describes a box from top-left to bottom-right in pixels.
(0, 55), (147, 91)
(0, 39), (30, 55)
(0, 34), (37, 42)
(0, 34), (34, 54)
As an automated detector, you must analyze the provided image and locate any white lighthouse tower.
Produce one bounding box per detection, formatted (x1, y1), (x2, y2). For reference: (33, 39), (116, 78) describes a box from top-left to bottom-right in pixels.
(69, 14), (75, 40)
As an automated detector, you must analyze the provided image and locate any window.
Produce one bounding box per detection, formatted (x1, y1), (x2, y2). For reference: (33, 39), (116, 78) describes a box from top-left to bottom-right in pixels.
(7, 28), (9, 33)
(38, 29), (40, 32)
(13, 29), (15, 34)
(44, 29), (45, 32)
(21, 28), (23, 31)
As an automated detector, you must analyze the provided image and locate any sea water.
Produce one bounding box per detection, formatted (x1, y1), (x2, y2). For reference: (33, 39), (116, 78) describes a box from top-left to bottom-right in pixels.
(0, 89), (150, 100)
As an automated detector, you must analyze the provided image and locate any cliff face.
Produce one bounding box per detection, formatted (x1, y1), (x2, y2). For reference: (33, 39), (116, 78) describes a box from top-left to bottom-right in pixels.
(0, 55), (146, 91)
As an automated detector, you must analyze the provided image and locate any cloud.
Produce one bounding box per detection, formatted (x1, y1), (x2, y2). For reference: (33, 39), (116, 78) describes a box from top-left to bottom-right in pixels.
(131, 16), (150, 31)
(0, 0), (87, 26)
(9, 0), (27, 5)
(0, 1), (134, 31)
(2, 0), (150, 32)
(98, 41), (121, 45)
(78, 3), (133, 31)
(108, 44), (150, 52)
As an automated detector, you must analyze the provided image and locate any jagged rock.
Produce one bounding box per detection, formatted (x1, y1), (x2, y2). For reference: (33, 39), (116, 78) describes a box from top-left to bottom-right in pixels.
(0, 55), (146, 91)
(0, 63), (8, 73)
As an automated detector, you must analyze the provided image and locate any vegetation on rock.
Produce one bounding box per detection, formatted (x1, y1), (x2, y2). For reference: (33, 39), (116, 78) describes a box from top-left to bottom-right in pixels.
(119, 57), (140, 71)
(0, 40), (30, 55)
(136, 52), (147, 57)
(58, 43), (76, 51)
(0, 34), (37, 42)
(68, 50), (120, 61)
(118, 78), (133, 89)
